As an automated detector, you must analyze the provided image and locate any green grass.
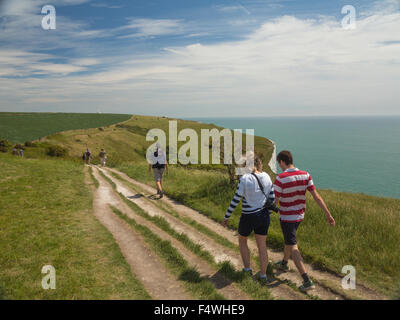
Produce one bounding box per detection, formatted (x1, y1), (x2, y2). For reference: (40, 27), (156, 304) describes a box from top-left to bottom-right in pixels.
(97, 171), (273, 300)
(2, 112), (399, 299)
(88, 166), (99, 189)
(110, 206), (224, 300)
(0, 112), (131, 143)
(116, 162), (400, 298)
(0, 153), (150, 299)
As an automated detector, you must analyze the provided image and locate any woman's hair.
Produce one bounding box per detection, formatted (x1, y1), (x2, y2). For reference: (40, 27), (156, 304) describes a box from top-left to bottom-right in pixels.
(254, 156), (263, 171)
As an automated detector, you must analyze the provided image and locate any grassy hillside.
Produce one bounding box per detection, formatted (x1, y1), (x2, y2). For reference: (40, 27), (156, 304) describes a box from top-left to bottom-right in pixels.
(0, 153), (150, 299)
(0, 112), (131, 143)
(41, 114), (400, 297)
(1, 113), (399, 298)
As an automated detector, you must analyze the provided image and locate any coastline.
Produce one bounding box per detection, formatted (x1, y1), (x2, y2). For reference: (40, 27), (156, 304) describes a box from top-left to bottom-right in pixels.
(268, 139), (277, 174)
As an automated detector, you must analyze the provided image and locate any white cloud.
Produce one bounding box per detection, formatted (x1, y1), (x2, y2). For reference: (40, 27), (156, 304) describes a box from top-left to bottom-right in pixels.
(0, 1), (399, 116)
(118, 19), (184, 38)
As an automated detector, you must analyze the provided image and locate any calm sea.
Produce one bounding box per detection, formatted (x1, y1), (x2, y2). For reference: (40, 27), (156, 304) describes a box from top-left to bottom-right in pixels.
(190, 116), (400, 199)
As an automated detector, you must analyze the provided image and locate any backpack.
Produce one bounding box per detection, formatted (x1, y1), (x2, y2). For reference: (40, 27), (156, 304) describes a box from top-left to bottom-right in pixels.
(152, 150), (165, 169)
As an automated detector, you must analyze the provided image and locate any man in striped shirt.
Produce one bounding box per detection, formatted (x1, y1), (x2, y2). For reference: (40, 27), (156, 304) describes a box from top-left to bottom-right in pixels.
(273, 150), (335, 292)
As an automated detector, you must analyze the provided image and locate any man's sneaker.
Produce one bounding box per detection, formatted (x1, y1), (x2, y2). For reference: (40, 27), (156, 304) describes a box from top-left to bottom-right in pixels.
(159, 190), (164, 198)
(258, 275), (273, 285)
(274, 260), (290, 272)
(299, 280), (315, 292)
(242, 268), (253, 276)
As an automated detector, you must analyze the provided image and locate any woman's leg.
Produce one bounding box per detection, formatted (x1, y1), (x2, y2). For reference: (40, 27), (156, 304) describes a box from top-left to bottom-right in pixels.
(255, 234), (268, 276)
(238, 235), (251, 269)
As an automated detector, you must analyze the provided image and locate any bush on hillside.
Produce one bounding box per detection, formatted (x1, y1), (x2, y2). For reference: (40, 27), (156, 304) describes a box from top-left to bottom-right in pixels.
(14, 144), (25, 150)
(47, 145), (68, 157)
(0, 139), (12, 153)
(24, 141), (36, 147)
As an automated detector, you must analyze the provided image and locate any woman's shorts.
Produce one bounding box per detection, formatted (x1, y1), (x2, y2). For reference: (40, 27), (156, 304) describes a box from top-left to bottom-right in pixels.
(153, 168), (165, 182)
(238, 209), (270, 237)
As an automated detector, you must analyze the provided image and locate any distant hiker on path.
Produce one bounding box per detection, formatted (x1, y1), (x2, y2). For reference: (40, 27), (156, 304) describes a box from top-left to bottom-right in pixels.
(84, 149), (92, 165)
(19, 148), (24, 157)
(273, 150), (335, 292)
(221, 155), (275, 284)
(148, 143), (168, 198)
(12, 147), (18, 156)
(99, 149), (107, 167)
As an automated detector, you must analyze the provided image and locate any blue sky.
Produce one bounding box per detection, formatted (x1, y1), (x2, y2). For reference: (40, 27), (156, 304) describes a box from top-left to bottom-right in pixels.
(0, 0), (399, 117)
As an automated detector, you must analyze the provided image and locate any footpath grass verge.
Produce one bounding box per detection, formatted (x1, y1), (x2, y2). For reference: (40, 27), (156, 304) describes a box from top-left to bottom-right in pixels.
(0, 154), (150, 299)
(117, 163), (400, 298)
(110, 206), (224, 300)
(98, 171), (273, 300)
(88, 166), (99, 188)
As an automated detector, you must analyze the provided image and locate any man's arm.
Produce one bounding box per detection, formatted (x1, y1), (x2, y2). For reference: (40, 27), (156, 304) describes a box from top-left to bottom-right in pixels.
(309, 189), (335, 227)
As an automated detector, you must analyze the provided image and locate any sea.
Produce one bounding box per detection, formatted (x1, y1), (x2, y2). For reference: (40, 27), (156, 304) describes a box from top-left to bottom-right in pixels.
(190, 116), (400, 199)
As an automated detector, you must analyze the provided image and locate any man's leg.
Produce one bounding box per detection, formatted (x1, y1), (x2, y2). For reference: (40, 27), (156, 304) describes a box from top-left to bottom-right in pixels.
(255, 234), (268, 276)
(286, 244), (306, 275)
(283, 244), (292, 262)
(238, 235), (251, 270)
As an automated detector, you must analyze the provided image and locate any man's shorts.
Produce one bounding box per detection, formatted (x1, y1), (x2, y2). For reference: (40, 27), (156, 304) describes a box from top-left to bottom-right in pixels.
(153, 167), (165, 182)
(280, 220), (301, 245)
(238, 209), (270, 237)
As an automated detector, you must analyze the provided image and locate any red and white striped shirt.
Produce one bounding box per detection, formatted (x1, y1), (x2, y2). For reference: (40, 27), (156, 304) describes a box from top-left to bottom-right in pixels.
(273, 168), (316, 222)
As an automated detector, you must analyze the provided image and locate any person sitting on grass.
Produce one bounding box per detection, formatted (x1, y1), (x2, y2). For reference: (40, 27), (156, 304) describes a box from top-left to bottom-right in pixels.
(221, 155), (275, 285)
(273, 150), (335, 292)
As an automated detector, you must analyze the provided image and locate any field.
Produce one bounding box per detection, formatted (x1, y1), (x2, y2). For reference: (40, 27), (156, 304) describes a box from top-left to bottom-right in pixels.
(0, 154), (149, 299)
(0, 112), (399, 299)
(0, 112), (131, 143)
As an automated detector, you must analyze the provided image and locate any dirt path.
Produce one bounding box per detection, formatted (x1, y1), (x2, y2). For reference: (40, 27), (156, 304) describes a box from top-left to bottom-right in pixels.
(107, 167), (387, 300)
(99, 167), (309, 300)
(87, 167), (192, 300)
(90, 166), (251, 300)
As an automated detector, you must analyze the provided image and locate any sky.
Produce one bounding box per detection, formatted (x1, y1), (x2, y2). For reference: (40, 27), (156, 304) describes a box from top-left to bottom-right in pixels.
(0, 0), (399, 117)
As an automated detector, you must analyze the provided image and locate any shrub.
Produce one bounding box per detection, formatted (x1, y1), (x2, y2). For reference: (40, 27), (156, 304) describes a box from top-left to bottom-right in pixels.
(47, 145), (68, 157)
(15, 144), (25, 150)
(0, 139), (12, 152)
(24, 141), (36, 147)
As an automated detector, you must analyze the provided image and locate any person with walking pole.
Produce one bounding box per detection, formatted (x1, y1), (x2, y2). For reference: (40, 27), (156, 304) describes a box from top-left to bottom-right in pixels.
(273, 150), (335, 292)
(221, 155), (275, 284)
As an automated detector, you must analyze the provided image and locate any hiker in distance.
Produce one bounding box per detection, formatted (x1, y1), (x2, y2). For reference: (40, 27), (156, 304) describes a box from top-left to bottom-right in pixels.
(221, 155), (275, 284)
(84, 148), (92, 165)
(273, 150), (335, 292)
(99, 148), (107, 167)
(148, 143), (169, 198)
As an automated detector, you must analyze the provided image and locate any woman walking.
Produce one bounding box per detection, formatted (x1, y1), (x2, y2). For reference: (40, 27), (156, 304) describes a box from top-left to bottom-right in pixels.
(221, 156), (275, 283)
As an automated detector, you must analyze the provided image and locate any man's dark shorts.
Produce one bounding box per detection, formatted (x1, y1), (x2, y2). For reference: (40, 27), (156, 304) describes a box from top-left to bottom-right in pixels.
(238, 209), (270, 237)
(280, 220), (301, 245)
